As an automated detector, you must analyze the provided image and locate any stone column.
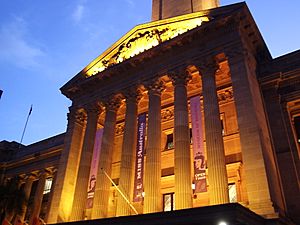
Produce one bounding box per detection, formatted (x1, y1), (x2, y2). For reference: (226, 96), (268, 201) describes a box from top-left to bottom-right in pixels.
(226, 50), (277, 216)
(91, 96), (121, 219)
(143, 79), (164, 214)
(47, 107), (86, 223)
(169, 70), (193, 209)
(19, 174), (36, 221)
(198, 58), (229, 205)
(70, 103), (101, 221)
(116, 89), (141, 216)
(29, 171), (48, 225)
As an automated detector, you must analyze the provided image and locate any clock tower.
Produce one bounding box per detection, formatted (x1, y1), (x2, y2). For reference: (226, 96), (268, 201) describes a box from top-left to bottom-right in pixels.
(152, 0), (220, 21)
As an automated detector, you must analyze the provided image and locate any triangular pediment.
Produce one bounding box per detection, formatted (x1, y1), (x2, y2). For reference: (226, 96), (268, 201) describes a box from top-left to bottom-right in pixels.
(83, 12), (210, 77)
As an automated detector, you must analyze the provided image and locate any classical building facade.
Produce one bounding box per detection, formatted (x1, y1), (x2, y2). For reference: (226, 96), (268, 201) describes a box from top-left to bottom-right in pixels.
(1, 1), (299, 225)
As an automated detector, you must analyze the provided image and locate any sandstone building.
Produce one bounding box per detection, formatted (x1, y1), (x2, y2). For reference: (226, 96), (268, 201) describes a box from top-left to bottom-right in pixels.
(1, 1), (299, 225)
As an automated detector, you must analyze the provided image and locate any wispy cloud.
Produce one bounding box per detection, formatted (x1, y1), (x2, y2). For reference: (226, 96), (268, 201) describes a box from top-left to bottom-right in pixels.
(0, 16), (45, 69)
(125, 0), (135, 7)
(72, 4), (85, 23)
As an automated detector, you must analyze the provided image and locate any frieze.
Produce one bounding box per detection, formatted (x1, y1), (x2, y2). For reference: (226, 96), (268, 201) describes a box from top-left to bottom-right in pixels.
(217, 88), (234, 104)
(161, 108), (174, 122)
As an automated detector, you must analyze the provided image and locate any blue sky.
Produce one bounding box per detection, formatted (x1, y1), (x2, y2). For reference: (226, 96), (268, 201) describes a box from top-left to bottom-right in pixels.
(0, 0), (299, 145)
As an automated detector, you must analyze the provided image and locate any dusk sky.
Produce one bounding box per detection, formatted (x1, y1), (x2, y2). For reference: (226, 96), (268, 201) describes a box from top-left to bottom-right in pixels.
(0, 0), (299, 145)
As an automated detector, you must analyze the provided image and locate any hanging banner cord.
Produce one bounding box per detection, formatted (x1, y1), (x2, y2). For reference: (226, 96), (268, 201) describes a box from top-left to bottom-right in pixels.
(101, 168), (138, 215)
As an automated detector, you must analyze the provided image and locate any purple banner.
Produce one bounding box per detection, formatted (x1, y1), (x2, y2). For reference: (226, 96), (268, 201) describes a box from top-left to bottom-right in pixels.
(190, 96), (207, 193)
(133, 113), (146, 202)
(86, 128), (103, 209)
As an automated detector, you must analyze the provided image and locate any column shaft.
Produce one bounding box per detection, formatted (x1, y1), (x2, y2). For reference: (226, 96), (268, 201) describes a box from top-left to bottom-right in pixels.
(91, 99), (120, 219)
(116, 95), (138, 216)
(144, 81), (163, 213)
(19, 176), (34, 221)
(201, 62), (229, 205)
(29, 173), (47, 225)
(172, 73), (193, 209)
(70, 105), (100, 221)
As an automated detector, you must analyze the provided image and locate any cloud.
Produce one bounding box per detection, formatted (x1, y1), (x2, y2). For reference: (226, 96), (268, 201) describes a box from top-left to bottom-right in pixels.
(125, 0), (135, 7)
(72, 4), (85, 23)
(0, 16), (45, 69)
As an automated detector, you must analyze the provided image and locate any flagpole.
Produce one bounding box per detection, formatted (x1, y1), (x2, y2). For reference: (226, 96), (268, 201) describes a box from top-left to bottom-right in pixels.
(101, 168), (138, 215)
(19, 105), (33, 148)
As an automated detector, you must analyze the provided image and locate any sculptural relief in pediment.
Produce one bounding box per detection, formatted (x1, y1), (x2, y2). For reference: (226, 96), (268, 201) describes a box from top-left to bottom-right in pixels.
(84, 13), (210, 77)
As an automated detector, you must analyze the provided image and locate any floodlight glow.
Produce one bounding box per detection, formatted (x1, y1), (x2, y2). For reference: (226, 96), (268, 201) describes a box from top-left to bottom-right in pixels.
(218, 221), (227, 225)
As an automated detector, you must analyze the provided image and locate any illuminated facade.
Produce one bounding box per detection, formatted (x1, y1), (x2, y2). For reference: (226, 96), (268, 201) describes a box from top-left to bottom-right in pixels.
(1, 1), (300, 225)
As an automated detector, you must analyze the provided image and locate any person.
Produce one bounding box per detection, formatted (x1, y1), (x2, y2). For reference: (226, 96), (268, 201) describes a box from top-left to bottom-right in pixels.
(88, 175), (96, 194)
(194, 152), (205, 172)
(193, 152), (207, 192)
(86, 175), (96, 209)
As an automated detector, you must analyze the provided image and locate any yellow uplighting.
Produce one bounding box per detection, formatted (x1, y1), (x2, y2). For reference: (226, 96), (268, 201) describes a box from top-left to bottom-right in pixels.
(84, 13), (210, 76)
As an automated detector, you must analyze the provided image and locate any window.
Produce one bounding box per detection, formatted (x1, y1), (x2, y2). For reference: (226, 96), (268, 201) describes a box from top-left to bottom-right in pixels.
(165, 134), (174, 150)
(220, 113), (226, 135)
(228, 183), (237, 203)
(43, 177), (53, 195)
(163, 193), (175, 211)
(294, 116), (300, 144)
(221, 118), (225, 135)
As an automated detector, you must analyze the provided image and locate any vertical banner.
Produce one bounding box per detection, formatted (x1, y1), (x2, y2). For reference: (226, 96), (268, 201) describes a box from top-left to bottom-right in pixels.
(86, 128), (103, 209)
(133, 113), (146, 202)
(190, 96), (207, 193)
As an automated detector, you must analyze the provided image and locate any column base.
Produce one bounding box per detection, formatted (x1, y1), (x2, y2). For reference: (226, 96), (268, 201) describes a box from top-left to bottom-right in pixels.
(248, 200), (278, 219)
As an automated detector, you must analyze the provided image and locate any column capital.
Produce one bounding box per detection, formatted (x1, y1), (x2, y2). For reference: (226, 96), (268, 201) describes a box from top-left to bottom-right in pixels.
(24, 173), (37, 181)
(168, 68), (191, 86)
(145, 78), (165, 96)
(225, 47), (250, 64)
(45, 167), (58, 177)
(83, 102), (102, 116)
(122, 87), (143, 104)
(34, 169), (50, 179)
(67, 107), (86, 126)
(196, 57), (219, 77)
(104, 95), (122, 112)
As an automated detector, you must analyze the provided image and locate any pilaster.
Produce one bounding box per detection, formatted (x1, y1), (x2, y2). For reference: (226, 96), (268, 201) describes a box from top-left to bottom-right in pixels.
(47, 107), (86, 223)
(227, 50), (277, 217)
